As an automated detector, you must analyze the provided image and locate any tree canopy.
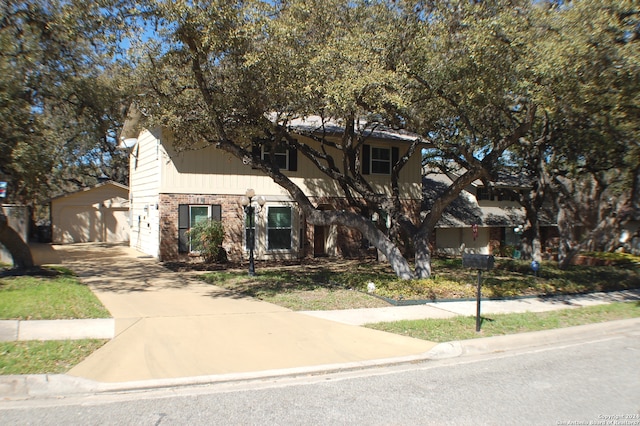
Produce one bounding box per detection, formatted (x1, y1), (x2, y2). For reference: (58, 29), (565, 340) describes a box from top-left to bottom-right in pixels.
(0, 0), (136, 266)
(0, 0), (134, 209)
(1, 0), (637, 273)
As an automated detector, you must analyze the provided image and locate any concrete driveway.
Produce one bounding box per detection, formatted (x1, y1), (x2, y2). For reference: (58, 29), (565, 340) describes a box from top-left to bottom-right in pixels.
(40, 243), (436, 383)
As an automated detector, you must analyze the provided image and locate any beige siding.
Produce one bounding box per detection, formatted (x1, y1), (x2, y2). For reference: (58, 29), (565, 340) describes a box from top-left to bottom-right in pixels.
(435, 227), (490, 256)
(51, 183), (130, 244)
(129, 129), (162, 256)
(158, 134), (422, 200)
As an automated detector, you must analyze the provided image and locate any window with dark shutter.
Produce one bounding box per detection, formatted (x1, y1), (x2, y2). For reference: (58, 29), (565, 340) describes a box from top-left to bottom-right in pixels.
(251, 140), (261, 169)
(392, 147), (399, 168)
(211, 205), (221, 221)
(178, 204), (223, 253)
(371, 146), (391, 174)
(362, 144), (370, 175)
(178, 205), (189, 253)
(288, 146), (297, 171)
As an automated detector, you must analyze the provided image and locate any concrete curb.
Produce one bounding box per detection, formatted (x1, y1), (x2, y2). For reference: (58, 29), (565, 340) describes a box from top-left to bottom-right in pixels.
(425, 317), (640, 359)
(2, 318), (638, 401)
(0, 319), (114, 342)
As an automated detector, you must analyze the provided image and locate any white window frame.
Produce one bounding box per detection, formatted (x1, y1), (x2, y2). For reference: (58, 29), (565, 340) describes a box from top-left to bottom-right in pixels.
(370, 146), (391, 175)
(180, 205), (214, 253)
(261, 145), (289, 170)
(266, 205), (294, 251)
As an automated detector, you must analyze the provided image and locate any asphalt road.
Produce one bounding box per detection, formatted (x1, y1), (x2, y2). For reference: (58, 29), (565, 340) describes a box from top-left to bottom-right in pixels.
(2, 329), (639, 425)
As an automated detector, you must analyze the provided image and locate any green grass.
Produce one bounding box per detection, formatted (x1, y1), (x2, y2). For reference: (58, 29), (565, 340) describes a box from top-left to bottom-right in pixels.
(0, 270), (111, 320)
(0, 340), (107, 375)
(199, 255), (639, 310)
(198, 268), (391, 310)
(366, 302), (640, 342)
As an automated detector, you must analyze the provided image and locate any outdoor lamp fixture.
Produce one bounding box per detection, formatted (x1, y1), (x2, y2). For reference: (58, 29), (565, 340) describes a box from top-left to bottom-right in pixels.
(240, 189), (266, 276)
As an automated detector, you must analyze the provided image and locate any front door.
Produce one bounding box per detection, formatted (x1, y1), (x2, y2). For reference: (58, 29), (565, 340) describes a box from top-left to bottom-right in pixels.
(314, 225), (326, 257)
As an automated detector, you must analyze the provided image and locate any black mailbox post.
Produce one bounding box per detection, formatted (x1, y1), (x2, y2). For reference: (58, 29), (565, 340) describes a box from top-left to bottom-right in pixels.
(462, 254), (495, 332)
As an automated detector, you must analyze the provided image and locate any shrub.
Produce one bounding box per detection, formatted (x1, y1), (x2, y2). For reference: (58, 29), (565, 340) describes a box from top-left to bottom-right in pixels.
(186, 220), (226, 263)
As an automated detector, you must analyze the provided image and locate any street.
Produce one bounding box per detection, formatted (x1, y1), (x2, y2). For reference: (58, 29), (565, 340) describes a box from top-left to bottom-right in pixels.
(1, 331), (639, 425)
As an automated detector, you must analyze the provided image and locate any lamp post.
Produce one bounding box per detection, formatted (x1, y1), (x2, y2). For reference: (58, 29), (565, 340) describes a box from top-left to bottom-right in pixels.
(240, 189), (266, 276)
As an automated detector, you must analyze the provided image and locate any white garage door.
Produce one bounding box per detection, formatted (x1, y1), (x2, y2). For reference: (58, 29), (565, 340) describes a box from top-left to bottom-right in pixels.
(57, 206), (130, 243)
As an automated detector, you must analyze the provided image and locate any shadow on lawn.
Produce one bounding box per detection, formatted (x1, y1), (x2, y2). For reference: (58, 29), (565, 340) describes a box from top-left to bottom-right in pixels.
(195, 256), (640, 304)
(0, 265), (73, 278)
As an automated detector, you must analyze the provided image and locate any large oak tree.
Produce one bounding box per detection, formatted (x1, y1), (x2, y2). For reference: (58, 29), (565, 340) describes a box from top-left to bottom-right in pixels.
(0, 0), (135, 267)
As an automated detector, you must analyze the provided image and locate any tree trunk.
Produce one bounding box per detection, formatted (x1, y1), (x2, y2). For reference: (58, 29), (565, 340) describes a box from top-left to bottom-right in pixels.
(557, 240), (578, 270)
(414, 232), (432, 279)
(0, 211), (34, 269)
(520, 221), (543, 262)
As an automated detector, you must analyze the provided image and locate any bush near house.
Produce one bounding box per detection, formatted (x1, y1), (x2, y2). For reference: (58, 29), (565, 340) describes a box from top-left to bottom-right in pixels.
(186, 219), (226, 263)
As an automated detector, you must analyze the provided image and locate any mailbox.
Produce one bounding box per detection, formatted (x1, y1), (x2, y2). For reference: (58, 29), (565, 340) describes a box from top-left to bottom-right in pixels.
(462, 254), (495, 271)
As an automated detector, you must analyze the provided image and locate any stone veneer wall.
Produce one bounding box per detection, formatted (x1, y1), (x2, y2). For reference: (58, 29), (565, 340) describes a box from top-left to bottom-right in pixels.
(158, 193), (245, 262)
(158, 193), (422, 263)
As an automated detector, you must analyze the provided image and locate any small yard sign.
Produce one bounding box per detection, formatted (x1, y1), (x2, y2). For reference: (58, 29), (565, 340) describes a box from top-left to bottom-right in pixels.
(0, 182), (6, 198)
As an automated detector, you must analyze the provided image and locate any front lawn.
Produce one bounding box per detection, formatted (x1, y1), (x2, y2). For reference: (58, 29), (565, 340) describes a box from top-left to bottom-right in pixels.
(366, 302), (640, 342)
(0, 267), (111, 320)
(0, 340), (107, 375)
(197, 255), (640, 310)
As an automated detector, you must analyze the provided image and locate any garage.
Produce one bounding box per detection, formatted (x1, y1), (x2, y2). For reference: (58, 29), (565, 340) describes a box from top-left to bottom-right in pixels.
(51, 181), (130, 244)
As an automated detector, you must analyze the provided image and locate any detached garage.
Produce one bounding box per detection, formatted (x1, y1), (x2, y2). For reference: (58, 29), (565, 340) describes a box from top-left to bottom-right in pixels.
(51, 181), (130, 244)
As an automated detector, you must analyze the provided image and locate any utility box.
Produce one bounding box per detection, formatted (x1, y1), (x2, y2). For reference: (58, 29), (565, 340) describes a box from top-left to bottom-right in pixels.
(462, 254), (495, 271)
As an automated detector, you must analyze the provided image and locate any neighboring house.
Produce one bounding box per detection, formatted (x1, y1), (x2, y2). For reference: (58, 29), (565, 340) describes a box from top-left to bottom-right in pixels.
(120, 116), (424, 262)
(51, 181), (130, 244)
(425, 169), (558, 257)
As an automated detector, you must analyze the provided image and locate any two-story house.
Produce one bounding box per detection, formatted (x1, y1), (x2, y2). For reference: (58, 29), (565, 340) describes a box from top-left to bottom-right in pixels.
(119, 115), (424, 263)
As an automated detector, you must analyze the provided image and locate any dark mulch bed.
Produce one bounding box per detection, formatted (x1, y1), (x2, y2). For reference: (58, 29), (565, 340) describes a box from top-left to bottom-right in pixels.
(161, 256), (378, 273)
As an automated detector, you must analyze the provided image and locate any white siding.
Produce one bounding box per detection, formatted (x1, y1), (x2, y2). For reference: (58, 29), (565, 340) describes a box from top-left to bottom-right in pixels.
(129, 129), (162, 257)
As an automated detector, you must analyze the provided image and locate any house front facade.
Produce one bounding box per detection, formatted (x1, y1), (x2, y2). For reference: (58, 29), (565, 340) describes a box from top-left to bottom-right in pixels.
(123, 118), (423, 263)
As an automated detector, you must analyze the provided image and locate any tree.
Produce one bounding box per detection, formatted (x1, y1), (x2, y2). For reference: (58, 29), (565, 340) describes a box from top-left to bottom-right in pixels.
(518, 0), (640, 267)
(398, 0), (542, 275)
(134, 0), (637, 277)
(134, 0), (422, 278)
(0, 0), (135, 267)
(132, 0), (552, 278)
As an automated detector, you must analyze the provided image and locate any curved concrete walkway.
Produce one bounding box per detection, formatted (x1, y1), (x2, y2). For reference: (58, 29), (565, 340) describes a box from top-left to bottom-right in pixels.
(35, 243), (436, 383)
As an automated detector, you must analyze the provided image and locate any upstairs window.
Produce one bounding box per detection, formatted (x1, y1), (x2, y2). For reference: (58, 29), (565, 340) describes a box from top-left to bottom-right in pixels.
(477, 187), (492, 201)
(371, 147), (391, 174)
(253, 139), (298, 171)
(262, 145), (289, 170)
(362, 145), (399, 175)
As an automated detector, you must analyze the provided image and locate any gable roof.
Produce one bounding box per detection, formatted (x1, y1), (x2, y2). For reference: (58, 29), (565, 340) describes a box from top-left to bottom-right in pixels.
(50, 181), (129, 202)
(285, 115), (422, 143)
